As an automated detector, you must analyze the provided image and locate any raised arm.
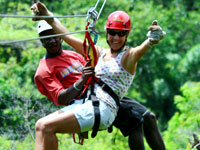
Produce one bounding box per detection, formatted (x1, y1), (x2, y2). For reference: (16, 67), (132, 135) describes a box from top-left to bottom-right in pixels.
(122, 20), (166, 75)
(31, 2), (101, 56)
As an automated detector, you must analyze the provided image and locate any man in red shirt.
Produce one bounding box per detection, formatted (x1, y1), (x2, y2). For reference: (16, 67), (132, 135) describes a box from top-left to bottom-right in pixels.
(34, 17), (165, 150)
(35, 19), (93, 106)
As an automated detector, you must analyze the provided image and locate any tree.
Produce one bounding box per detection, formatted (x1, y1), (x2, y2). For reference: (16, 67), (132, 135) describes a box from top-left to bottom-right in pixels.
(163, 82), (200, 150)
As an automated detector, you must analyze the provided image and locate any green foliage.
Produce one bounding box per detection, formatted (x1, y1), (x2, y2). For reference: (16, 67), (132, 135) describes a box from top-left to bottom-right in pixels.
(57, 129), (130, 150)
(0, 32), (61, 140)
(177, 43), (200, 82)
(0, 129), (130, 150)
(0, 134), (34, 150)
(0, 136), (12, 150)
(124, 1), (200, 129)
(163, 82), (200, 150)
(127, 88), (147, 103)
(0, 0), (200, 149)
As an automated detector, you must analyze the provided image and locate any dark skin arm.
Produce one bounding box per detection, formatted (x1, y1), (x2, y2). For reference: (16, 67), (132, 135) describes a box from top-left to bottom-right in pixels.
(58, 61), (94, 105)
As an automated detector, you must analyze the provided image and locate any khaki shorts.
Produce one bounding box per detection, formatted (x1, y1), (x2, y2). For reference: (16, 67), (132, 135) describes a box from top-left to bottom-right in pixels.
(61, 99), (116, 132)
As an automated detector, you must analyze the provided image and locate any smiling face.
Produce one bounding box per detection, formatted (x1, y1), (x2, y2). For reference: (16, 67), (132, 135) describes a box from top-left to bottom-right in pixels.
(40, 29), (61, 54)
(106, 29), (129, 52)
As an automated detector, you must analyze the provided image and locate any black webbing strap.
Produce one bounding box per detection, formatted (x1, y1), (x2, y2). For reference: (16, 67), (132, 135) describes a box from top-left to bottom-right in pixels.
(91, 79), (120, 138)
(96, 79), (120, 106)
(91, 96), (100, 138)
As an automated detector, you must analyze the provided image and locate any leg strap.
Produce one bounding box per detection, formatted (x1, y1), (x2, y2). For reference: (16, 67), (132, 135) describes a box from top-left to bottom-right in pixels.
(96, 79), (119, 106)
(91, 79), (120, 138)
(91, 96), (100, 138)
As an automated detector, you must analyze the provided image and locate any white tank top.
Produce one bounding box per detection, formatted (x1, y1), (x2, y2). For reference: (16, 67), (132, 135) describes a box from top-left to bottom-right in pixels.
(94, 48), (135, 111)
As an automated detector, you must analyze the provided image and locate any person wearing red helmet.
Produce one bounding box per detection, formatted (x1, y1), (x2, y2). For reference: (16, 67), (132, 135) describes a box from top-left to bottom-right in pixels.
(105, 11), (166, 150)
(31, 2), (166, 150)
(105, 11), (131, 52)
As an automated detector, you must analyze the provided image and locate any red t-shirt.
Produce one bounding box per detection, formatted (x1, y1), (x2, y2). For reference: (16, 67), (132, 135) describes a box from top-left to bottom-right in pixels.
(34, 50), (86, 105)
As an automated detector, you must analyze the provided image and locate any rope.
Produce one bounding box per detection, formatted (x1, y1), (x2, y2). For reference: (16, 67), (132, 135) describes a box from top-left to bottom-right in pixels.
(0, 14), (87, 19)
(0, 30), (87, 45)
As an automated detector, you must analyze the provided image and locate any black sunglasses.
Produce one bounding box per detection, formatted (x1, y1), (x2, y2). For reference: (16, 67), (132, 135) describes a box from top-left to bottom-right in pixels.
(107, 29), (128, 37)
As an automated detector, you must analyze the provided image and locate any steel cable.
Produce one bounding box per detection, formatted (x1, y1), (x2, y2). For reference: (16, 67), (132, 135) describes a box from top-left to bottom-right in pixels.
(0, 14), (87, 19)
(0, 0), (107, 45)
(0, 30), (87, 45)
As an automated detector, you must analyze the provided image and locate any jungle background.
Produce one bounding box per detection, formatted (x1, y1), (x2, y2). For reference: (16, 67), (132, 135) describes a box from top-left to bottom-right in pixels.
(0, 0), (200, 149)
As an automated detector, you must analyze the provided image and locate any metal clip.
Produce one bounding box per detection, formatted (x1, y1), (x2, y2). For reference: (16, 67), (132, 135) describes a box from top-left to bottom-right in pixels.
(86, 7), (98, 23)
(86, 7), (99, 35)
(72, 133), (84, 145)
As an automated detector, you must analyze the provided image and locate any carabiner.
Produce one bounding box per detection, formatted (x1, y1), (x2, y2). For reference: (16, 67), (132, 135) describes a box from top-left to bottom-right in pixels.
(72, 133), (84, 145)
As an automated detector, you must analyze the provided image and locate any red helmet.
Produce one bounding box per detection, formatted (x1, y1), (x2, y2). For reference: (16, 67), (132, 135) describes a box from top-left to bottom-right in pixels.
(106, 11), (131, 31)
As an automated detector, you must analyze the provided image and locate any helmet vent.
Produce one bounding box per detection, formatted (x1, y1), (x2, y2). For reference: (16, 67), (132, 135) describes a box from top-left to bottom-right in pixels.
(123, 23), (126, 28)
(106, 11), (131, 31)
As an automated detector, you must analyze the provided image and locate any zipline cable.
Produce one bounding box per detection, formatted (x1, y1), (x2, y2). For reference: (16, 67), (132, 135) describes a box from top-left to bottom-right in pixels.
(86, 0), (106, 35)
(0, 14), (87, 18)
(94, 0), (100, 10)
(97, 0), (106, 20)
(0, 0), (106, 45)
(0, 30), (87, 45)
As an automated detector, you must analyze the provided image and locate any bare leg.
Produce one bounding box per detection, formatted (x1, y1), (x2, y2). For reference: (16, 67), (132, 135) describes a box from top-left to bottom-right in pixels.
(35, 110), (81, 150)
(143, 112), (166, 150)
(128, 124), (145, 150)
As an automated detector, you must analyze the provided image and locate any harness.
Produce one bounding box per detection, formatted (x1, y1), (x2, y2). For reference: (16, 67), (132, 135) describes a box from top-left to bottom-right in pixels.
(82, 22), (120, 138)
(82, 23), (120, 136)
(73, 0), (121, 144)
(73, 78), (119, 144)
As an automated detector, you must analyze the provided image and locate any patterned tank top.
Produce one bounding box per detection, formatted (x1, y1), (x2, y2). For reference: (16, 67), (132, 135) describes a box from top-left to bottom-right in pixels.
(95, 48), (135, 103)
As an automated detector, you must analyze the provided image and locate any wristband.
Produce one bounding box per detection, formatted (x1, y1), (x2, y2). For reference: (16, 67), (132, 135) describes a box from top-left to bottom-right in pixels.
(73, 83), (81, 91)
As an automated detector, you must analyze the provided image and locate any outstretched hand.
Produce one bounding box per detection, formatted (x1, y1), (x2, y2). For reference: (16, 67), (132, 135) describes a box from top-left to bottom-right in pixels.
(31, 1), (53, 21)
(147, 20), (166, 44)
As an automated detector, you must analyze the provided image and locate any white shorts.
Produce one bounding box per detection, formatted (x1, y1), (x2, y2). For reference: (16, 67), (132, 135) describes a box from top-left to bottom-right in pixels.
(61, 99), (116, 132)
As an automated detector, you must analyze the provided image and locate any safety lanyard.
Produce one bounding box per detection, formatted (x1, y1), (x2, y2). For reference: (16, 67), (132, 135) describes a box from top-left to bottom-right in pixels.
(72, 22), (98, 146)
(81, 22), (99, 97)
(72, 0), (106, 145)
(83, 22), (98, 67)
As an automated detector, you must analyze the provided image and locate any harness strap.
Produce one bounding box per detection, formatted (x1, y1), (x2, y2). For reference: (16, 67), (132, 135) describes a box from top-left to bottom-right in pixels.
(91, 79), (120, 138)
(81, 22), (98, 99)
(91, 96), (100, 138)
(83, 22), (98, 65)
(96, 79), (120, 106)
